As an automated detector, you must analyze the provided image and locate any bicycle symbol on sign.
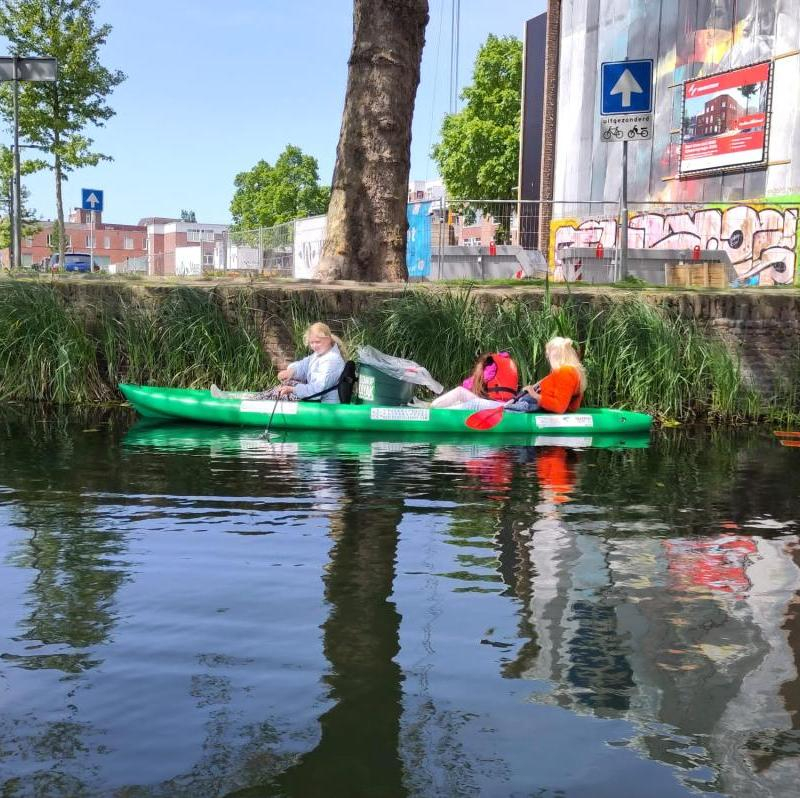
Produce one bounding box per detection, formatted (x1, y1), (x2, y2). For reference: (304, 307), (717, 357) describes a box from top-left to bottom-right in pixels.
(602, 126), (624, 141)
(627, 125), (650, 139)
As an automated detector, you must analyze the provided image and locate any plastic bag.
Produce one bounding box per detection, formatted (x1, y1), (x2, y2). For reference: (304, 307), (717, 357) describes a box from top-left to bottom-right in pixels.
(357, 345), (444, 394)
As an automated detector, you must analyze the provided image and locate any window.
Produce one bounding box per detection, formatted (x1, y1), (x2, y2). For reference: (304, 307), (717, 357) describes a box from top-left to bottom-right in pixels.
(47, 233), (71, 247)
(186, 228), (201, 242)
(203, 253), (214, 267)
(86, 235), (95, 248)
(203, 230), (214, 242)
(103, 236), (111, 249)
(143, 237), (148, 250)
(24, 236), (33, 246)
(124, 237), (134, 250)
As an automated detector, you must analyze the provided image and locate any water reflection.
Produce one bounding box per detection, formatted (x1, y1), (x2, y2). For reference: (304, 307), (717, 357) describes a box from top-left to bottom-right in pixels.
(1, 408), (799, 796)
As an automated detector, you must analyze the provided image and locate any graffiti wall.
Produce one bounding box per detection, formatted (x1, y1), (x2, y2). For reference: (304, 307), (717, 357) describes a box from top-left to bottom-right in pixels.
(550, 0), (800, 215)
(551, 200), (800, 285)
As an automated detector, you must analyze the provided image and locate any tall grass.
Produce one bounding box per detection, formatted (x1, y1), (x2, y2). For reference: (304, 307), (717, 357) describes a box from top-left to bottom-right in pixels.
(0, 281), (791, 424)
(294, 288), (763, 423)
(101, 288), (273, 390)
(0, 282), (107, 403)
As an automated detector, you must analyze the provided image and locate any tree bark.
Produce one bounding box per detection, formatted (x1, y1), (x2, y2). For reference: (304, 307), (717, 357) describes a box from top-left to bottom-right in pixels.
(317, 0), (429, 282)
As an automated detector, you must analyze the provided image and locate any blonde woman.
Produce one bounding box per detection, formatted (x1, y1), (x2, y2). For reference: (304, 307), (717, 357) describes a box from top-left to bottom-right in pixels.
(506, 336), (587, 413)
(211, 322), (346, 402)
(271, 322), (346, 402)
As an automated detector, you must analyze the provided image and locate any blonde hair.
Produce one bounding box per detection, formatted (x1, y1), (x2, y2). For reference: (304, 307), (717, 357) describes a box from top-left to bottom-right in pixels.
(303, 321), (347, 358)
(545, 336), (587, 393)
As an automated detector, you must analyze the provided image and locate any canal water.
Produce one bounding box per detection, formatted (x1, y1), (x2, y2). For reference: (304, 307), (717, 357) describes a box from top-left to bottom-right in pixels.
(0, 405), (798, 798)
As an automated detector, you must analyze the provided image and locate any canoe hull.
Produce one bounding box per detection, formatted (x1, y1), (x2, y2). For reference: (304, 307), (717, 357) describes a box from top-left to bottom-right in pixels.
(119, 384), (653, 436)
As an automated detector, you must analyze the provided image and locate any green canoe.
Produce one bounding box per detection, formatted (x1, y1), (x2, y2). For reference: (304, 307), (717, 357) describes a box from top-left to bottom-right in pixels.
(120, 384), (653, 436)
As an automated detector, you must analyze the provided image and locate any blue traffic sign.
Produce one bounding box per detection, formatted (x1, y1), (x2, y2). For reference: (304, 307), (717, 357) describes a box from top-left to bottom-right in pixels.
(601, 59), (653, 115)
(81, 188), (103, 212)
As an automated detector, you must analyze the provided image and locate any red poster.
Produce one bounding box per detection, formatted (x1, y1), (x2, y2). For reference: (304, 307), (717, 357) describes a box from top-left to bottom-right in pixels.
(680, 62), (771, 175)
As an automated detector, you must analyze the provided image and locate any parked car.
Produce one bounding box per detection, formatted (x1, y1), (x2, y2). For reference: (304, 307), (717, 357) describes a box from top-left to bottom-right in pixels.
(49, 252), (94, 273)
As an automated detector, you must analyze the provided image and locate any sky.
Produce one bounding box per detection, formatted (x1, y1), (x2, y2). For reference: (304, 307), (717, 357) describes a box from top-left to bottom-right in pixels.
(8, 0), (545, 225)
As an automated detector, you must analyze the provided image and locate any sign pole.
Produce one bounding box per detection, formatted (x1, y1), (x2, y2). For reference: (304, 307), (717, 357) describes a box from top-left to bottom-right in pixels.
(12, 57), (21, 271)
(90, 209), (94, 271)
(621, 139), (628, 279)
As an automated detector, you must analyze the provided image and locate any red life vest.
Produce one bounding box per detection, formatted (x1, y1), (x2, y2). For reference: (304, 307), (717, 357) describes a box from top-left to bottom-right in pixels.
(485, 352), (519, 400)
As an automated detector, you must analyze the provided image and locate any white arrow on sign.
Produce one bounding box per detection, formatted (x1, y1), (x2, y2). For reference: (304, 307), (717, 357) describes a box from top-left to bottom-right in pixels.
(610, 69), (643, 107)
(85, 192), (100, 208)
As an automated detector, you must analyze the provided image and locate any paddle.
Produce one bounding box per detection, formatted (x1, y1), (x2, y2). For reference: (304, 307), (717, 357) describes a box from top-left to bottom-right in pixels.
(774, 430), (800, 438)
(465, 387), (536, 431)
(465, 404), (506, 430)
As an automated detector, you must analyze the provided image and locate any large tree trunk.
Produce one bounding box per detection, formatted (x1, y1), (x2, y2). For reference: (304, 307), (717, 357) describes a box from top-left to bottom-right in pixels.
(317, 0), (429, 282)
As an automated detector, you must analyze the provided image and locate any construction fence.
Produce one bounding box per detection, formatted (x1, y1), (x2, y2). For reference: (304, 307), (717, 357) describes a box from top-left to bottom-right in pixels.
(104, 197), (799, 288)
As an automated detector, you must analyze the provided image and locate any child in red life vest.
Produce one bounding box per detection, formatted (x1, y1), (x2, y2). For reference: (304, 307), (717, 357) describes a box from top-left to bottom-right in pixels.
(432, 352), (519, 410)
(505, 337), (587, 413)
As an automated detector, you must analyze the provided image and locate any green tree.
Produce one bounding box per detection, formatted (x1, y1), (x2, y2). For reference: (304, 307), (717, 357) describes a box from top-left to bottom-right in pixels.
(230, 145), (330, 230)
(0, 145), (44, 262)
(180, 209), (197, 223)
(0, 0), (125, 274)
(432, 34), (522, 200)
(739, 83), (758, 115)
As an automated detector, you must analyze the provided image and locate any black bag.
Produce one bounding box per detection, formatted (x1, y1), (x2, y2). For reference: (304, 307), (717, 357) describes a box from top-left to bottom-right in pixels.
(337, 360), (357, 404)
(301, 360), (357, 404)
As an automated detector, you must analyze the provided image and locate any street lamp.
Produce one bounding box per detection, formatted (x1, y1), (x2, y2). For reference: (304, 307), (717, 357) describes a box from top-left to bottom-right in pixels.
(0, 56), (57, 270)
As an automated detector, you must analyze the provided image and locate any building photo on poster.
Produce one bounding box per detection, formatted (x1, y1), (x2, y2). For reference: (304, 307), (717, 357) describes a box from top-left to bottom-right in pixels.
(680, 61), (772, 176)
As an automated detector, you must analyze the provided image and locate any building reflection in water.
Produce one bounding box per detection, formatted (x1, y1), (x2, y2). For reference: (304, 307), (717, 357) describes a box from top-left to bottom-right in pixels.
(486, 440), (800, 795)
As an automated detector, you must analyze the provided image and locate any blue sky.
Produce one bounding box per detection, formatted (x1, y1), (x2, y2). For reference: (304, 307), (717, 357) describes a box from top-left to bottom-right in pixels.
(10, 0), (544, 225)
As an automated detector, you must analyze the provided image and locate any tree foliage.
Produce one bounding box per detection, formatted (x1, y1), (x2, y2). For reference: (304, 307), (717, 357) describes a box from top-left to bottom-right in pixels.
(432, 34), (522, 200)
(180, 209), (197, 223)
(230, 145), (330, 230)
(0, 0), (125, 267)
(0, 145), (44, 254)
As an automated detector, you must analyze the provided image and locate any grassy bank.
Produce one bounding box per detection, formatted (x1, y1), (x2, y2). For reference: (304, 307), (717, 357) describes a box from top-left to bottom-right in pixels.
(1, 280), (797, 424)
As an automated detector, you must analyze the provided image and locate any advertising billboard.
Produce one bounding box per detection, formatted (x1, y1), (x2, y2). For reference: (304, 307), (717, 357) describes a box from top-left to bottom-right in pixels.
(680, 61), (772, 176)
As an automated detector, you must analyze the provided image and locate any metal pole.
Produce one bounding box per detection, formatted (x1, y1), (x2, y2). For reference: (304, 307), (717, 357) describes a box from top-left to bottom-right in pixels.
(8, 153), (14, 269)
(12, 57), (22, 271)
(620, 139), (629, 279)
(90, 209), (94, 270)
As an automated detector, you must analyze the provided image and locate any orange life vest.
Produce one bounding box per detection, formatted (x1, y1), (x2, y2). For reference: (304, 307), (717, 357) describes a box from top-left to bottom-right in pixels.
(485, 352), (519, 400)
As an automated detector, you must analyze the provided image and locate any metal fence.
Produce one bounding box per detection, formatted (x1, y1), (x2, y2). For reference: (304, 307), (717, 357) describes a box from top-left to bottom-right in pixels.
(95, 196), (799, 287)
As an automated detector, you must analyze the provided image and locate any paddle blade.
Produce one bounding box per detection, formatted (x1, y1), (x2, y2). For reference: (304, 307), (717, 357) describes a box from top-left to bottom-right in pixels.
(465, 406), (505, 430)
(775, 430), (800, 438)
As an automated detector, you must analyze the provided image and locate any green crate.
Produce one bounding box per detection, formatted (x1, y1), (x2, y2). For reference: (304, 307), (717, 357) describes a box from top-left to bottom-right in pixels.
(355, 364), (414, 406)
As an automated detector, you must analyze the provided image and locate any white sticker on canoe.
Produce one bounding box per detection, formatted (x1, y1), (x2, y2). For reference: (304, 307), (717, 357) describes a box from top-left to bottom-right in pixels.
(239, 400), (299, 415)
(370, 407), (430, 422)
(534, 435), (593, 447)
(535, 414), (593, 429)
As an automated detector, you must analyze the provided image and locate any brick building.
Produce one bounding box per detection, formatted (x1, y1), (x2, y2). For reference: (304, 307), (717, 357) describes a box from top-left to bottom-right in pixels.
(2, 208), (147, 270)
(691, 94), (743, 138)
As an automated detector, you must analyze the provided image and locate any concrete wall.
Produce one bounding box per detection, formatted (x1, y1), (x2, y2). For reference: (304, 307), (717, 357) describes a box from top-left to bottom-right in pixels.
(557, 247), (737, 285)
(430, 246), (547, 280)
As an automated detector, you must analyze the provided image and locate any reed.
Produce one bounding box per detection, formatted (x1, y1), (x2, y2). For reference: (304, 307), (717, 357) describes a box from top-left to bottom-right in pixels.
(101, 288), (273, 391)
(0, 281), (787, 423)
(0, 282), (107, 403)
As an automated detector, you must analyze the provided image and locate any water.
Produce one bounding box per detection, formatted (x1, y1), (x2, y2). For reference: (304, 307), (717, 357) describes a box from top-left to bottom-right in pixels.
(0, 405), (799, 798)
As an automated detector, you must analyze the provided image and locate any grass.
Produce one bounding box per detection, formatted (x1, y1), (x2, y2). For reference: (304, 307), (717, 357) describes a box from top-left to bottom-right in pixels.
(0, 282), (106, 403)
(0, 280), (796, 424)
